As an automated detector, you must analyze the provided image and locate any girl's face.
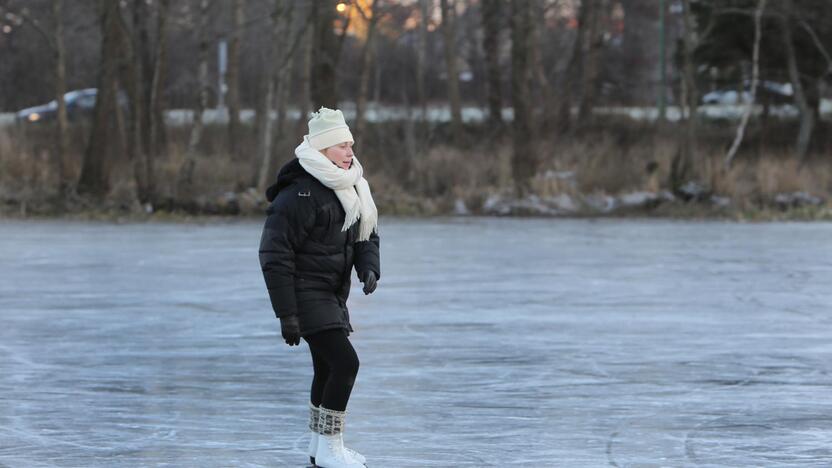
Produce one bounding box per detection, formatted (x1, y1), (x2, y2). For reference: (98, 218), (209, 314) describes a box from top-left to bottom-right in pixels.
(322, 141), (354, 170)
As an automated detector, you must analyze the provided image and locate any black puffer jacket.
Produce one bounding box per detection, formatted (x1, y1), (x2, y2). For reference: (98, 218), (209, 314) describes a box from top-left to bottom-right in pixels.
(259, 159), (380, 337)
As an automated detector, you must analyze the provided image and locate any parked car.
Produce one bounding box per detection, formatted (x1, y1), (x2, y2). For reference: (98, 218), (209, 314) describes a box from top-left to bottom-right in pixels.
(701, 81), (793, 105)
(701, 89), (751, 105)
(16, 88), (127, 124)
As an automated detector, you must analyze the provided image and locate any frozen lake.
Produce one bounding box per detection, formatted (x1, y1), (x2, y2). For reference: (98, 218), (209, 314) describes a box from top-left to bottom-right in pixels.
(1, 218), (831, 467)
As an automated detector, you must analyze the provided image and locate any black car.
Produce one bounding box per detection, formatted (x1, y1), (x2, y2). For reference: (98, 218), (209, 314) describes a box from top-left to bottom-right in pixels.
(16, 88), (126, 124)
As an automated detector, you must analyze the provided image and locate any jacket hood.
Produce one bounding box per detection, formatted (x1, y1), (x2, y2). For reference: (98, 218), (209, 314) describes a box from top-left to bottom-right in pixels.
(266, 159), (308, 202)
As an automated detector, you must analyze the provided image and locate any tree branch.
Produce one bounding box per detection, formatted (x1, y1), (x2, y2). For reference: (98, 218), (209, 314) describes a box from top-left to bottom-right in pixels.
(336, 2), (353, 59)
(796, 16), (832, 76)
(725, 0), (766, 168)
(0, 2), (56, 51)
(277, 2), (315, 71)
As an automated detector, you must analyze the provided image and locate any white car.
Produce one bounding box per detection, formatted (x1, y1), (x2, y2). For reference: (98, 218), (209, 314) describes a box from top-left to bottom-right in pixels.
(702, 89), (751, 105)
(701, 81), (793, 105)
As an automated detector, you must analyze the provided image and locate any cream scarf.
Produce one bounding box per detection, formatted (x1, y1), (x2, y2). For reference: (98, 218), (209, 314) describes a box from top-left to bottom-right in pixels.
(295, 136), (378, 241)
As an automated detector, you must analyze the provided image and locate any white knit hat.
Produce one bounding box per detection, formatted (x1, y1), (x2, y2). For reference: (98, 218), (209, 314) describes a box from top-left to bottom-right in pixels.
(307, 107), (354, 150)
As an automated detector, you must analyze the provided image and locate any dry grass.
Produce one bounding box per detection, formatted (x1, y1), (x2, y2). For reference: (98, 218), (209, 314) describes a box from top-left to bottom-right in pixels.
(531, 123), (832, 206)
(154, 141), (253, 200)
(1, 124), (88, 200)
(1, 118), (830, 217)
(360, 142), (512, 214)
(706, 155), (832, 203)
(531, 134), (679, 196)
(0, 128), (56, 199)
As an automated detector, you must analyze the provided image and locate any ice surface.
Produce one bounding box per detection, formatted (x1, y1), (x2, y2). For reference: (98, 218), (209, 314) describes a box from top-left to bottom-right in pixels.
(1, 218), (831, 467)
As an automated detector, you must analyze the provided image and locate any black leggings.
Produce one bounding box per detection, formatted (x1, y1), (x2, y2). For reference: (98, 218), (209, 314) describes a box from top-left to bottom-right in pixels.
(304, 328), (360, 412)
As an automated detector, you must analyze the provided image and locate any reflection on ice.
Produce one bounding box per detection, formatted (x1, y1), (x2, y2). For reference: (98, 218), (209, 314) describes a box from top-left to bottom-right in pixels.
(1, 219), (831, 466)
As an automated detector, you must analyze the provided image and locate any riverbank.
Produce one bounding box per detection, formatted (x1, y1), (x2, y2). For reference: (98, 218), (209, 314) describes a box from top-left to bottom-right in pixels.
(2, 187), (830, 222)
(2, 118), (830, 222)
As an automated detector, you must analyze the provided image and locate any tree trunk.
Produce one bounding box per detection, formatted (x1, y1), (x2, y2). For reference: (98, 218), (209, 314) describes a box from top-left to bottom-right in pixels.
(681, 0), (699, 121)
(671, 0), (699, 193)
(481, 0), (503, 129)
(416, 0), (429, 121)
(296, 26), (313, 139)
(127, 0), (150, 202)
(557, 0), (590, 132)
(577, 0), (604, 126)
(255, 0), (292, 191)
(254, 0), (312, 189)
(530, 0), (555, 131)
(276, 4), (312, 146)
(134, 0), (153, 151)
(725, 0), (766, 168)
(254, 83), (277, 189)
(373, 34), (382, 108)
(510, 0), (534, 195)
(226, 0), (245, 158)
(464, 0), (483, 108)
(147, 0), (170, 202)
(311, 0), (339, 109)
(179, 0), (210, 192)
(52, 0), (68, 193)
(355, 0), (378, 143)
(273, 47), (294, 150)
(77, 0), (123, 197)
(440, 0), (463, 140)
(780, 0), (814, 162)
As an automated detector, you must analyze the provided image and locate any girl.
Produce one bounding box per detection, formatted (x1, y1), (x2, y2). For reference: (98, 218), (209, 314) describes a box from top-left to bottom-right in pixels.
(259, 108), (380, 468)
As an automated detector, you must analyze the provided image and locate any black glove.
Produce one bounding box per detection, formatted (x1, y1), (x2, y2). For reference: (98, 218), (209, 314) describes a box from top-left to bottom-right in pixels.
(360, 270), (377, 295)
(279, 315), (301, 346)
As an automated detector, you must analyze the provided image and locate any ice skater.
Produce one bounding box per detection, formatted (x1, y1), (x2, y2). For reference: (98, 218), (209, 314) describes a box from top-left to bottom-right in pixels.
(259, 107), (380, 468)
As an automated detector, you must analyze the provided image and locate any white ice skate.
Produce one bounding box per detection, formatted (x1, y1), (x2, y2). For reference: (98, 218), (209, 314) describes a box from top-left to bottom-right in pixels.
(309, 432), (367, 466)
(313, 406), (366, 468)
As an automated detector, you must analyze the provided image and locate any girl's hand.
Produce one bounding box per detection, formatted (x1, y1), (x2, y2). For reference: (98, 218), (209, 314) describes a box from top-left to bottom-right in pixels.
(360, 271), (377, 295)
(279, 315), (301, 346)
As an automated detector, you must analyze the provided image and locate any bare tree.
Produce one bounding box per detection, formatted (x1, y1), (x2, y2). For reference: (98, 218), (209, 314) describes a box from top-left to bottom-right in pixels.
(530, 0), (556, 131)
(780, 0), (814, 162)
(273, 41), (295, 149)
(1, 0), (70, 191)
(226, 0), (245, 158)
(255, 0), (312, 191)
(577, 0), (606, 126)
(680, 0), (700, 123)
(147, 0), (171, 201)
(77, 0), (126, 197)
(126, 0), (166, 204)
(132, 0), (153, 149)
(254, 0), (290, 190)
(670, 0), (700, 192)
(510, 0), (534, 195)
(463, 0), (483, 107)
(416, 0), (430, 120)
(557, 0), (590, 132)
(52, 0), (68, 192)
(335, 0), (353, 60)
(796, 17), (832, 79)
(725, 0), (767, 168)
(354, 0), (380, 142)
(179, 0), (211, 191)
(311, 0), (339, 108)
(296, 25), (314, 138)
(127, 0), (149, 202)
(440, 0), (463, 139)
(481, 0), (503, 129)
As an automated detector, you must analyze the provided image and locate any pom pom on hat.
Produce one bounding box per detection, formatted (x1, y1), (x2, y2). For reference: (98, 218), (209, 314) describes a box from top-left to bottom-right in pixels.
(307, 107), (354, 150)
